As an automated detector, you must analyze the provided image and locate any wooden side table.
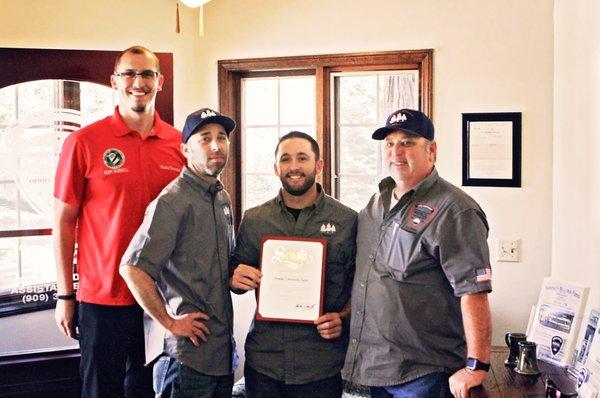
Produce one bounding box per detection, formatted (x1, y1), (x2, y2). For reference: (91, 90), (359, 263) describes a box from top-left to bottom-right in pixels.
(469, 346), (579, 397)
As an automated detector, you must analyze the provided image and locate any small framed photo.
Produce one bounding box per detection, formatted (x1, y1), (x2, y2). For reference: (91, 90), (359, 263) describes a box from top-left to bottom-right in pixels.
(462, 112), (521, 187)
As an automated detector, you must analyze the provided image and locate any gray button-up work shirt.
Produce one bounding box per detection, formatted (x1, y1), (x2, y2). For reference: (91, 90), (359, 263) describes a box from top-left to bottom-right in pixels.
(121, 166), (235, 376)
(232, 185), (357, 384)
(343, 169), (492, 387)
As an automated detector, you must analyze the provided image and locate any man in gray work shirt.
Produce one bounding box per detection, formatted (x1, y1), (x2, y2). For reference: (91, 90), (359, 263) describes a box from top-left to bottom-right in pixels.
(120, 108), (236, 398)
(342, 109), (492, 398)
(230, 131), (357, 397)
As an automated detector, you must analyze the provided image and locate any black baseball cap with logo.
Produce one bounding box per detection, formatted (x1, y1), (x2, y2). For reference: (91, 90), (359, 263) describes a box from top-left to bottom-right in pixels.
(182, 108), (236, 143)
(372, 109), (434, 141)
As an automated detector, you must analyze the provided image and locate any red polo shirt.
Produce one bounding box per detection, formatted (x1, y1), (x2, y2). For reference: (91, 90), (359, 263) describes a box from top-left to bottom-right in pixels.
(54, 107), (185, 305)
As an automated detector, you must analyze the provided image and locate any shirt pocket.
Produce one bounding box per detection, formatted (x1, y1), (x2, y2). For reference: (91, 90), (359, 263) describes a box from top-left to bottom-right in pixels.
(377, 221), (415, 281)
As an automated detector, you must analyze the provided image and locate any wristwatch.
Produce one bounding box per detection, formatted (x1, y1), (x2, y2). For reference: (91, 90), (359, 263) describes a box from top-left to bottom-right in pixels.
(57, 292), (76, 300)
(466, 357), (490, 372)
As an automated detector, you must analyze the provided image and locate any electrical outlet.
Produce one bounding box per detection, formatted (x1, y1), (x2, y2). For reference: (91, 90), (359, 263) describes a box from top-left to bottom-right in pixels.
(498, 239), (521, 262)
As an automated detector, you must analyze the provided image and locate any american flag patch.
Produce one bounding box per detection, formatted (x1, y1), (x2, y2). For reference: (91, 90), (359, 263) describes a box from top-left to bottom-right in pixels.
(475, 268), (492, 283)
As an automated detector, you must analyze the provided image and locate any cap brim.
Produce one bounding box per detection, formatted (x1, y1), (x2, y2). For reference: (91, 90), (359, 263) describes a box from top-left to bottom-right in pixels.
(371, 126), (424, 140)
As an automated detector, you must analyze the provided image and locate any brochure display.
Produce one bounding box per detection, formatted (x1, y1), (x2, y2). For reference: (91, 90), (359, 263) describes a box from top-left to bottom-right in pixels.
(527, 278), (590, 367)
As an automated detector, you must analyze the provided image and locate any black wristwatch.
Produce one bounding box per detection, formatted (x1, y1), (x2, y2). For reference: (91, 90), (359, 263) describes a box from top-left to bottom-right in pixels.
(466, 357), (490, 372)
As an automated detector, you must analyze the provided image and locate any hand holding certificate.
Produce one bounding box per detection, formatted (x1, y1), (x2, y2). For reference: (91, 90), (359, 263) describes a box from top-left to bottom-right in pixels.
(256, 236), (327, 323)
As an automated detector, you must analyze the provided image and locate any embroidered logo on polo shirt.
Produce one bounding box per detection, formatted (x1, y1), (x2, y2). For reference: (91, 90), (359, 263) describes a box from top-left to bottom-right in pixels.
(103, 148), (125, 169)
(320, 223), (337, 235)
(403, 202), (438, 231)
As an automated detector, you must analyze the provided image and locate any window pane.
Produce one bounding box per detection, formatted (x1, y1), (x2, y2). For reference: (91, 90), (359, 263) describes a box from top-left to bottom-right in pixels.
(280, 77), (315, 125)
(333, 71), (419, 208)
(338, 175), (378, 212)
(244, 79), (278, 125)
(243, 174), (279, 210)
(0, 79), (114, 308)
(338, 75), (377, 125)
(244, 127), (278, 172)
(17, 80), (54, 120)
(377, 73), (419, 120)
(0, 86), (16, 127)
(80, 82), (117, 125)
(338, 127), (378, 175)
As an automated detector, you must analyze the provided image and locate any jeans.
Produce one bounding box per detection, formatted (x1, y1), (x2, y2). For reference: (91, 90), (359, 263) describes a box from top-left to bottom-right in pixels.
(370, 372), (453, 398)
(244, 364), (343, 398)
(153, 356), (233, 398)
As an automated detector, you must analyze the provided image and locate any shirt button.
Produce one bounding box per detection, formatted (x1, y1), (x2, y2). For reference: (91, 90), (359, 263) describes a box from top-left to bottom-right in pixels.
(368, 255), (374, 260)
(360, 283), (365, 288)
(351, 338), (357, 344)
(356, 310), (362, 316)
(380, 226), (385, 231)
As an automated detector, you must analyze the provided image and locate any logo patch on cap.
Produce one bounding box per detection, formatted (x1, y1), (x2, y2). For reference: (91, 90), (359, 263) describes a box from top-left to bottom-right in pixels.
(389, 112), (407, 124)
(103, 148), (125, 169)
(200, 110), (217, 119)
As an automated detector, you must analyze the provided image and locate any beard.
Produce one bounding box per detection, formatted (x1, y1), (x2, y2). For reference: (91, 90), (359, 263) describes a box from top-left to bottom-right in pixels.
(280, 171), (316, 196)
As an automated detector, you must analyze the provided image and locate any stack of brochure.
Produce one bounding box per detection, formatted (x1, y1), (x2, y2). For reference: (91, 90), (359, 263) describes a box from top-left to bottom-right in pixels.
(527, 278), (590, 367)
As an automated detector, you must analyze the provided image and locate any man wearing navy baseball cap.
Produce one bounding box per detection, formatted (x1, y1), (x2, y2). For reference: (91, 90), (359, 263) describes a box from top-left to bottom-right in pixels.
(343, 109), (493, 398)
(121, 107), (238, 397)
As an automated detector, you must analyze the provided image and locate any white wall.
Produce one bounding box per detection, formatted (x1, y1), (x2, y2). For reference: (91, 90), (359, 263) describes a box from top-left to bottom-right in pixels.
(553, 0), (600, 307)
(197, 0), (555, 354)
(0, 0), (205, 354)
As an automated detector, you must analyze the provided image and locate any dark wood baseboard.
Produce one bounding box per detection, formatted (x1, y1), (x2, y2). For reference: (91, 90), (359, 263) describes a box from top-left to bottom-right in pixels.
(0, 349), (81, 398)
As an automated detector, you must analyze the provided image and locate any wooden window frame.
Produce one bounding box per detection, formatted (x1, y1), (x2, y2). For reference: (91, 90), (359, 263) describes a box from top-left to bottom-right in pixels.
(218, 49), (433, 224)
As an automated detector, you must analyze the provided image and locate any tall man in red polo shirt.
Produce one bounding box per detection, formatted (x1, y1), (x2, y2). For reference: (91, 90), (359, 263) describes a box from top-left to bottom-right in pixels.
(53, 46), (184, 398)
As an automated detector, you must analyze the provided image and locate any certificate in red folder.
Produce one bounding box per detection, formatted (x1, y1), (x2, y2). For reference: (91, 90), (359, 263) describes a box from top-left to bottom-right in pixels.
(256, 236), (327, 323)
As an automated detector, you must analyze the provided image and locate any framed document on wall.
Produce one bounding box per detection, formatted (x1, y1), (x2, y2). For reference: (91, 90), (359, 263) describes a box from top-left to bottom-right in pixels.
(462, 112), (522, 187)
(256, 236), (327, 324)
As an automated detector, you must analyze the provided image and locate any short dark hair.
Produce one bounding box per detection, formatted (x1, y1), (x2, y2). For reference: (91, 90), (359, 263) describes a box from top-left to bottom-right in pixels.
(114, 45), (160, 73)
(274, 131), (320, 160)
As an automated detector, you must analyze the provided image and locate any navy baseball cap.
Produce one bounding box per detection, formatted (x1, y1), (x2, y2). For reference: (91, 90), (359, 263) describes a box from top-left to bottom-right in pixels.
(372, 109), (434, 141)
(182, 108), (236, 143)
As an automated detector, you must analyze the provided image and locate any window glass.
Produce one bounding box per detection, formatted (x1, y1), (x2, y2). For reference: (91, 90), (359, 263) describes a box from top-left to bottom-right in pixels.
(241, 76), (316, 211)
(0, 79), (115, 315)
(333, 71), (419, 211)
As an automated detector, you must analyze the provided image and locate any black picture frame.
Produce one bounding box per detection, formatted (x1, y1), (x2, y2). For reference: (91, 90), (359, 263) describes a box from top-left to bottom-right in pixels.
(462, 112), (521, 187)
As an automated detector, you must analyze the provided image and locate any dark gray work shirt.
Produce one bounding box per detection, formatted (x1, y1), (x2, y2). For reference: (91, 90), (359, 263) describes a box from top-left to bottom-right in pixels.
(342, 169), (492, 387)
(232, 185), (357, 384)
(121, 166), (235, 376)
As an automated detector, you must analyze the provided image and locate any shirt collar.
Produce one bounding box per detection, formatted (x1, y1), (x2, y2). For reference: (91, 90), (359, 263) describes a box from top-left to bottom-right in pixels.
(181, 166), (222, 195)
(275, 183), (326, 212)
(109, 106), (168, 139)
(378, 167), (439, 198)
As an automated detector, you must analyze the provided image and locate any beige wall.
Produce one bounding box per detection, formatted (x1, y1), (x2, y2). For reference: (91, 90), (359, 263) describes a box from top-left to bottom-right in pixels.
(553, 0), (600, 307)
(0, 0), (559, 365)
(198, 0), (555, 356)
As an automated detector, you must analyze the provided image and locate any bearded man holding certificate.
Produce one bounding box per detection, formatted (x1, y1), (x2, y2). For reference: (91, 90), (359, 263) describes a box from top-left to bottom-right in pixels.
(230, 131), (357, 398)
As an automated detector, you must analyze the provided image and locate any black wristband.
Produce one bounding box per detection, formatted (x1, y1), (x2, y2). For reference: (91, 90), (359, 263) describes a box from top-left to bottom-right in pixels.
(57, 293), (76, 300)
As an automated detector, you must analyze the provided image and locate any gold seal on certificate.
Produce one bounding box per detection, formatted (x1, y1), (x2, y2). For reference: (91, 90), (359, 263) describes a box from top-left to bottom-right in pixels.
(256, 236), (327, 323)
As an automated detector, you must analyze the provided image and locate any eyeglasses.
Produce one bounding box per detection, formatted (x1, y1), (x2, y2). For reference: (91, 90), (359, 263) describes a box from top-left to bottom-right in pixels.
(545, 377), (577, 398)
(114, 70), (159, 80)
